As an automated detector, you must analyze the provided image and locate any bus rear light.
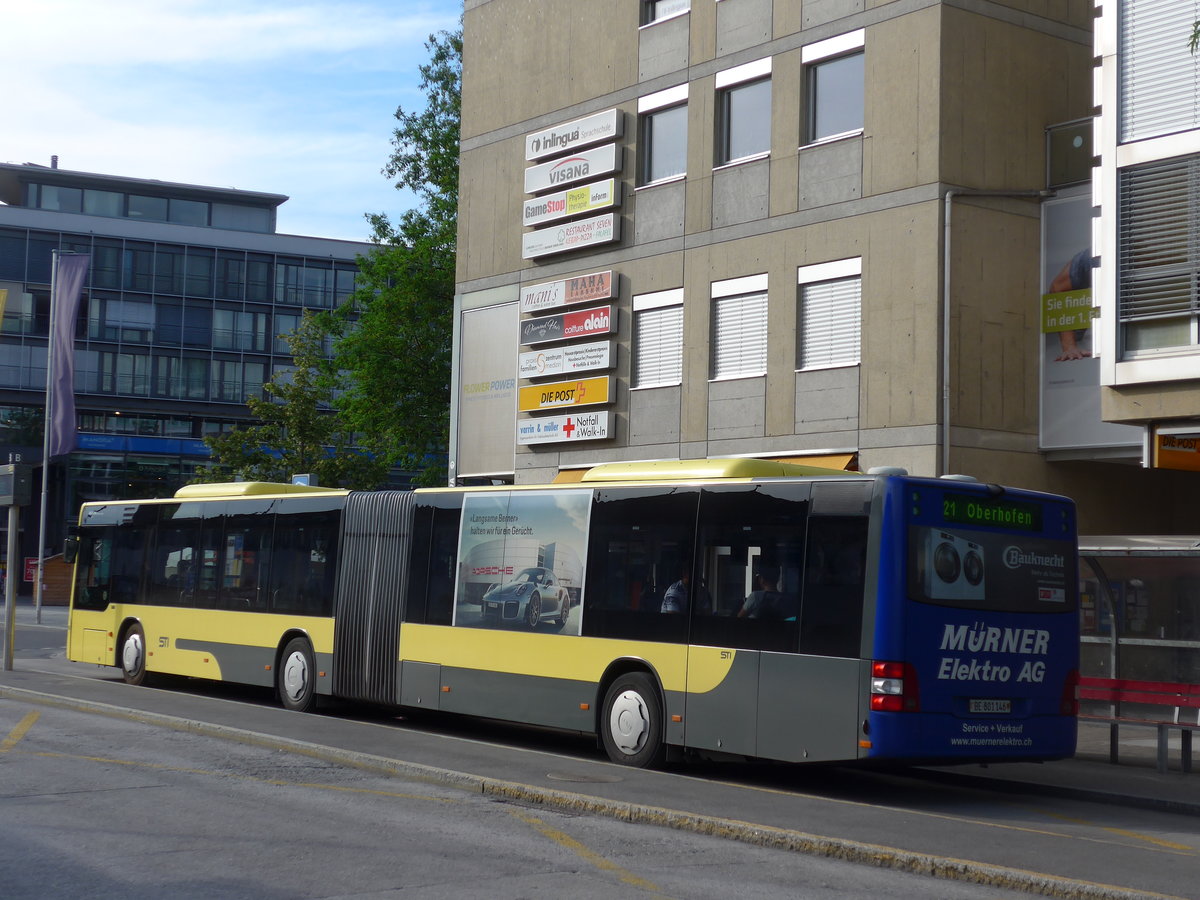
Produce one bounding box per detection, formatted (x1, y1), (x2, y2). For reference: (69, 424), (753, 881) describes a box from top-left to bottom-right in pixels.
(1061, 668), (1080, 716)
(871, 660), (920, 712)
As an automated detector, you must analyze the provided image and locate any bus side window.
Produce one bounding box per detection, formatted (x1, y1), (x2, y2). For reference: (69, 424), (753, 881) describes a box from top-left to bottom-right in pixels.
(270, 506), (341, 617)
(799, 516), (868, 658)
(406, 499), (461, 626)
(582, 487), (697, 643)
(692, 484), (808, 653)
(425, 506), (460, 626)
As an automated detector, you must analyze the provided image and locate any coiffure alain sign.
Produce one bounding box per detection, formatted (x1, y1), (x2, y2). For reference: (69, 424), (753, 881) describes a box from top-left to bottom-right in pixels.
(520, 305), (616, 347)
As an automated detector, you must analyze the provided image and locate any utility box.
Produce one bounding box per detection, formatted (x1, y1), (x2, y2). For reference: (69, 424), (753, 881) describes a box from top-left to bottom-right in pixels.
(0, 464), (32, 507)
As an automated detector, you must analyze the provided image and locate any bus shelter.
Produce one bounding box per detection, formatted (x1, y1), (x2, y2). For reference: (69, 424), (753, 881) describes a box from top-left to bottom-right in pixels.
(1079, 536), (1200, 683)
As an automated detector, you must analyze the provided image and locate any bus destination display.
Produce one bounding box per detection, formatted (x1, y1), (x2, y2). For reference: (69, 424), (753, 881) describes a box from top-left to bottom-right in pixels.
(942, 493), (1042, 531)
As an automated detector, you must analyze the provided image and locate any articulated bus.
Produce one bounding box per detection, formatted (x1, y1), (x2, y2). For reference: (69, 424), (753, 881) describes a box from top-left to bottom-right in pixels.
(66, 458), (1080, 768)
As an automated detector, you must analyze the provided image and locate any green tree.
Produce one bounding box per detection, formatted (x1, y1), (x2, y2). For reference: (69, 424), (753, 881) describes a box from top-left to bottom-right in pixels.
(1191, 20), (1199, 53)
(330, 28), (461, 487)
(199, 312), (388, 489)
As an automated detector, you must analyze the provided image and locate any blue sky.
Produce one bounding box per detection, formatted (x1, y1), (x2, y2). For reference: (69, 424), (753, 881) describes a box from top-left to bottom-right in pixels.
(5, 0), (463, 243)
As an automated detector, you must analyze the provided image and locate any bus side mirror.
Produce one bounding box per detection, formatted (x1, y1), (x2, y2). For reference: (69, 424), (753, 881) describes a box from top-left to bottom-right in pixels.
(63, 535), (79, 565)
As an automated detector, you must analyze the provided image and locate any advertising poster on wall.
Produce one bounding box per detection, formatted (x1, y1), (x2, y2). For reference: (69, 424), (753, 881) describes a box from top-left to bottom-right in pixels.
(454, 490), (590, 635)
(457, 302), (518, 477)
(1039, 189), (1141, 451)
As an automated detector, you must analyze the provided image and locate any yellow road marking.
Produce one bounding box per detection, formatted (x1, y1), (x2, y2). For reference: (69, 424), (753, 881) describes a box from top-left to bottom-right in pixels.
(1037, 809), (1195, 852)
(510, 808), (670, 897)
(0, 711), (40, 753)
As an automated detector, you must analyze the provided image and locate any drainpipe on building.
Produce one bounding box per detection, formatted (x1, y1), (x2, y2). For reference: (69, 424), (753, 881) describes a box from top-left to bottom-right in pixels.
(941, 188), (1056, 476)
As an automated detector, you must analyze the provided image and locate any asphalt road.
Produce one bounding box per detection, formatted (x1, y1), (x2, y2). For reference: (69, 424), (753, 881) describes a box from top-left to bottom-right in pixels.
(2, 606), (1196, 900)
(1, 699), (1025, 900)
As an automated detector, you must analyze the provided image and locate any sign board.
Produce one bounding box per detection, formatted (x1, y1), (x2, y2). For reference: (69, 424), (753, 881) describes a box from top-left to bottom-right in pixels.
(0, 464), (32, 506)
(520, 305), (616, 346)
(518, 376), (612, 413)
(24, 557), (37, 583)
(519, 339), (614, 379)
(524, 144), (620, 195)
(519, 270), (615, 315)
(522, 178), (620, 228)
(522, 212), (621, 260)
(517, 411), (611, 445)
(1154, 433), (1200, 471)
(525, 108), (622, 161)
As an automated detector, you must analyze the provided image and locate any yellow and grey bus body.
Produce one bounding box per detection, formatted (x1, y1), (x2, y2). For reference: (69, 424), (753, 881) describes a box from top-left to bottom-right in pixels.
(66, 457), (1078, 767)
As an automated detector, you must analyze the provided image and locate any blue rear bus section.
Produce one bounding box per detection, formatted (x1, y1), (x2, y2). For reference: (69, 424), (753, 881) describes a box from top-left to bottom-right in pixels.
(868, 477), (1079, 763)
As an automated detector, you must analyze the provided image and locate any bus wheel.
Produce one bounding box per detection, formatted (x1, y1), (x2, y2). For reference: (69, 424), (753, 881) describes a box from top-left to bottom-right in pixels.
(120, 623), (148, 686)
(525, 593), (541, 629)
(601, 672), (666, 768)
(278, 637), (317, 712)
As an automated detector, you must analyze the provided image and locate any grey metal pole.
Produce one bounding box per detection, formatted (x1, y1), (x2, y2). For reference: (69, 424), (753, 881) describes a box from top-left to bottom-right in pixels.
(4, 504), (18, 670)
(35, 250), (60, 626)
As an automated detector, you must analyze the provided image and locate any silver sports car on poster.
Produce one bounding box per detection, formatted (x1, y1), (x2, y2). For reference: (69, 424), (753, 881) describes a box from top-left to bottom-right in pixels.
(480, 567), (571, 629)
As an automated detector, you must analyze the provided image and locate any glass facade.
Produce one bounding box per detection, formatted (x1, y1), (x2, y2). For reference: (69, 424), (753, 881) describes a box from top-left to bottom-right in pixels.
(0, 226), (360, 408)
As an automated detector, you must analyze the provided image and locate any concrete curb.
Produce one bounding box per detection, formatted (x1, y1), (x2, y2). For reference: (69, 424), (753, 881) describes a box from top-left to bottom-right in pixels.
(0, 684), (1181, 900)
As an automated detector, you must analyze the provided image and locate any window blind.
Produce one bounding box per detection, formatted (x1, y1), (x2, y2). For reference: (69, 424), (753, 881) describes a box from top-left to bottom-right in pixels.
(711, 292), (767, 378)
(798, 277), (861, 368)
(634, 304), (683, 387)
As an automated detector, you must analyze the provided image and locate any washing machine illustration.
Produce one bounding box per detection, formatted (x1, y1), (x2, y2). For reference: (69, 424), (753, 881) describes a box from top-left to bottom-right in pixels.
(924, 529), (985, 602)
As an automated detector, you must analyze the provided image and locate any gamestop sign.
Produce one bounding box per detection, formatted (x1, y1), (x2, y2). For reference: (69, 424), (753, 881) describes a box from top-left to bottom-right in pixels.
(522, 212), (620, 260)
(522, 178), (619, 228)
(520, 305), (616, 346)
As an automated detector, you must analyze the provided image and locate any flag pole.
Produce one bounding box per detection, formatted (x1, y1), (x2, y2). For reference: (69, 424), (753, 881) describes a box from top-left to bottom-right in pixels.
(35, 251), (61, 625)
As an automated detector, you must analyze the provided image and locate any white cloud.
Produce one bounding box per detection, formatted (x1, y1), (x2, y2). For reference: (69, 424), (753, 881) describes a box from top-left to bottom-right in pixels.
(3, 0), (461, 241)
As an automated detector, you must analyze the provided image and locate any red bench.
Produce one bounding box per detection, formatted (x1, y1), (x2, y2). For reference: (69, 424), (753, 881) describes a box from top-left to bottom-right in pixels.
(1078, 676), (1200, 773)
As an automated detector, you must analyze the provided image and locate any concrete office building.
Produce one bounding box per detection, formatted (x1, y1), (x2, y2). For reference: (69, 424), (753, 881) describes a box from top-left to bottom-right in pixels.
(450, 0), (1197, 537)
(0, 161), (369, 577)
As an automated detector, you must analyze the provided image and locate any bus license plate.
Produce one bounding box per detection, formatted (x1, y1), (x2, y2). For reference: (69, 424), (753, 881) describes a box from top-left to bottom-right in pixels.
(969, 698), (1011, 714)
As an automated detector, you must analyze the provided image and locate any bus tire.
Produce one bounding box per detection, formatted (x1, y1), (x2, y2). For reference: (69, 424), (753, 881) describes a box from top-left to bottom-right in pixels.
(278, 637), (317, 712)
(120, 622), (148, 686)
(600, 672), (666, 768)
(524, 593), (541, 629)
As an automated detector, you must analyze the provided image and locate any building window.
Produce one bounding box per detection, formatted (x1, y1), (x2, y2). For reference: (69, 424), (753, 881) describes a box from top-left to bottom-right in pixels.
(642, 0), (689, 25)
(35, 185), (82, 213)
(633, 289), (684, 387)
(638, 85), (689, 185)
(128, 194), (169, 222)
(1119, 0), (1200, 142)
(797, 259), (862, 370)
(716, 58), (772, 166)
(88, 296), (154, 343)
(1117, 154), (1200, 357)
(83, 190), (123, 217)
(710, 275), (768, 379)
(803, 30), (865, 144)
